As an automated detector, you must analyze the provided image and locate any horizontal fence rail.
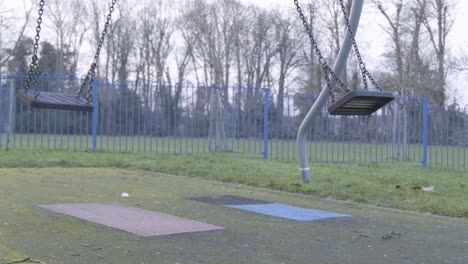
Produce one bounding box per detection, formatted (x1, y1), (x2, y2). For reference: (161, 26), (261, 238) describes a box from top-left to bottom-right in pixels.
(1, 72), (466, 171)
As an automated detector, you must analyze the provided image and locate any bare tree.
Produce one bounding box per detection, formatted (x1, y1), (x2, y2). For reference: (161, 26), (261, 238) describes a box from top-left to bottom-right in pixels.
(180, 0), (233, 150)
(113, 3), (136, 84)
(322, 0), (344, 59)
(420, 0), (455, 105)
(296, 2), (323, 94)
(133, 0), (172, 85)
(372, 0), (406, 156)
(373, 1), (405, 90)
(273, 10), (306, 124)
(239, 7), (276, 141)
(129, 0), (173, 136)
(173, 14), (198, 122)
(241, 7), (276, 89)
(48, 0), (90, 74)
(0, 0), (32, 70)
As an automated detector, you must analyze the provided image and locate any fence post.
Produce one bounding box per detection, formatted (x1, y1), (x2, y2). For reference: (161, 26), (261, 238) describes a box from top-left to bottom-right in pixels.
(92, 80), (98, 152)
(422, 97), (428, 167)
(263, 88), (269, 160)
(6, 78), (15, 150)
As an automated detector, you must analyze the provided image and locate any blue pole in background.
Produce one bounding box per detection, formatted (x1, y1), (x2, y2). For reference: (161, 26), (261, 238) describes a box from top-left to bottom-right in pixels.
(422, 97), (428, 167)
(263, 88), (269, 160)
(92, 80), (98, 151)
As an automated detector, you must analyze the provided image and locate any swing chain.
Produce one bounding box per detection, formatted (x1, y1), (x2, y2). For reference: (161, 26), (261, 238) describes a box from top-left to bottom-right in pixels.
(294, 0), (350, 102)
(338, 0), (381, 91)
(77, 0), (117, 102)
(25, 0), (45, 98)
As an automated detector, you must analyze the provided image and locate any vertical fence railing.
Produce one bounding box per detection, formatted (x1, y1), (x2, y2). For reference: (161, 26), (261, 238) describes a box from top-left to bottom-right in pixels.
(92, 80), (98, 151)
(263, 88), (269, 160)
(422, 98), (428, 167)
(1, 73), (466, 171)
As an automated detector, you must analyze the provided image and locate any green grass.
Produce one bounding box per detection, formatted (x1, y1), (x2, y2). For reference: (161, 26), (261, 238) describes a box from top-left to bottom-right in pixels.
(0, 149), (467, 218)
(2, 134), (467, 169)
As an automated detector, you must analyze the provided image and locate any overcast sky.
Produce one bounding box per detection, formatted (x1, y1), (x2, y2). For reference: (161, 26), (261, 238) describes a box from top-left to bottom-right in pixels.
(5, 0), (468, 105)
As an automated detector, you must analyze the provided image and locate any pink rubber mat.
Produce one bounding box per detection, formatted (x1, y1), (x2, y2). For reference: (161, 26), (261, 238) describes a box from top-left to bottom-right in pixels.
(39, 203), (223, 237)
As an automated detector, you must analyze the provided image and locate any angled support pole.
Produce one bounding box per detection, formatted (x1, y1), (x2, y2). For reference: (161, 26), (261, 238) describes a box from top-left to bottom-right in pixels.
(296, 0), (364, 183)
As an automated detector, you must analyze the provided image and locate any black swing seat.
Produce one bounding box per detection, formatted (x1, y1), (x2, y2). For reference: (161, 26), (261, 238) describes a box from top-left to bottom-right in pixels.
(17, 91), (94, 112)
(328, 90), (394, 116)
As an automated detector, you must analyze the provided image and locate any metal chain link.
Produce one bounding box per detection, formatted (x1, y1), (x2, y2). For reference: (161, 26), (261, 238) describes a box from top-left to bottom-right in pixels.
(25, 0), (45, 98)
(77, 0), (117, 102)
(338, 0), (382, 91)
(294, 0), (351, 102)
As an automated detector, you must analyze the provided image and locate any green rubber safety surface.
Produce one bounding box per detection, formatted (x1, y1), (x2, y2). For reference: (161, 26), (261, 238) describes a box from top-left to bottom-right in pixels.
(1, 168), (467, 264)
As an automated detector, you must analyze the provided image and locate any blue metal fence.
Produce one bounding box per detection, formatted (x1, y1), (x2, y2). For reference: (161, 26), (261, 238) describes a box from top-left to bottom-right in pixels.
(1, 72), (466, 171)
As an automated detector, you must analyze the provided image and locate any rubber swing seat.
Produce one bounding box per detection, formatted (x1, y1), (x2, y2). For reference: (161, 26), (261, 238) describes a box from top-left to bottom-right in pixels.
(17, 91), (94, 112)
(328, 90), (394, 115)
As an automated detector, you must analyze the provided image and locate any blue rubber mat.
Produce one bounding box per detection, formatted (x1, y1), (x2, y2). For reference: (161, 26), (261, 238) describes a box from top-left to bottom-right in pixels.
(226, 203), (351, 221)
(187, 195), (270, 205)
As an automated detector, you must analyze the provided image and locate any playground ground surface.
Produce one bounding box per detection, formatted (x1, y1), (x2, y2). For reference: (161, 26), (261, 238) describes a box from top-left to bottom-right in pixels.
(1, 167), (467, 264)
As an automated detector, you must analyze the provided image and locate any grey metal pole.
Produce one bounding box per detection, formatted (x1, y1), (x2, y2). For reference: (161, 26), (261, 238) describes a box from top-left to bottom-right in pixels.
(296, 0), (364, 183)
